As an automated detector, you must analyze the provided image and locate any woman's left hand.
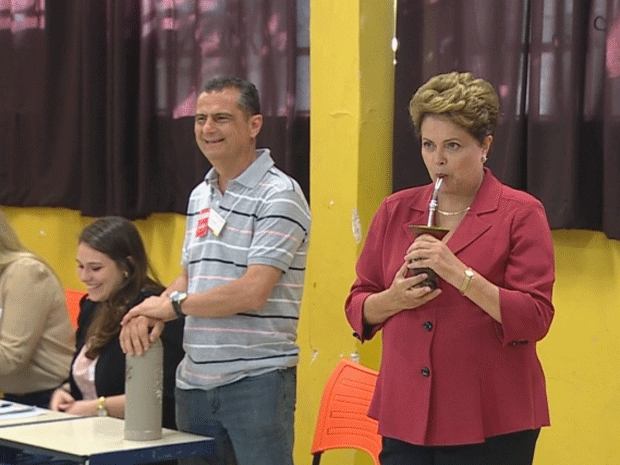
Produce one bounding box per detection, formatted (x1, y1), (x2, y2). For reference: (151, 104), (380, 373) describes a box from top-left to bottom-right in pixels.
(405, 234), (463, 285)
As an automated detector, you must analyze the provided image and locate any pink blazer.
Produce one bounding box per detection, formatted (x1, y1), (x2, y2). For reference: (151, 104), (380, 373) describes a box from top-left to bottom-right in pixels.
(345, 169), (555, 446)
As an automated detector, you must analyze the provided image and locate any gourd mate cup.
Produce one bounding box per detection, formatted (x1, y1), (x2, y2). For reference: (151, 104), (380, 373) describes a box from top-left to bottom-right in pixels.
(406, 225), (449, 289)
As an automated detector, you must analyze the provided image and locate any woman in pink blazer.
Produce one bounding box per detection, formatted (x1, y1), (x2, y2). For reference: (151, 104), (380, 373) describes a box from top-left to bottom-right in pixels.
(345, 72), (555, 465)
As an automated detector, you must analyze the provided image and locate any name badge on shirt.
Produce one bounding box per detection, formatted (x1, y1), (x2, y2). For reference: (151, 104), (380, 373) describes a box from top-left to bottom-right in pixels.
(208, 209), (226, 236)
(196, 208), (210, 238)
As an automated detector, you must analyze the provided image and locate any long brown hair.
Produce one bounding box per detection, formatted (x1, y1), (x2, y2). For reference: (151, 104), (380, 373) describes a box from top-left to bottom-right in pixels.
(79, 217), (163, 358)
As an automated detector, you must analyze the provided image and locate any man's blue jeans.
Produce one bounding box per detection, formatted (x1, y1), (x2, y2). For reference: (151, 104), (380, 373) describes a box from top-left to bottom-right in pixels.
(175, 367), (296, 465)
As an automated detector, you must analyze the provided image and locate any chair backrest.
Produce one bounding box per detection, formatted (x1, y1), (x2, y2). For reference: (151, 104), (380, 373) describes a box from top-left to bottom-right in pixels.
(311, 358), (381, 465)
(64, 288), (86, 329)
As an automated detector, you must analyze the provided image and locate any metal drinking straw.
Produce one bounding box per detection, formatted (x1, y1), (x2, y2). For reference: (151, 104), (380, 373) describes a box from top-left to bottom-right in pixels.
(427, 177), (443, 227)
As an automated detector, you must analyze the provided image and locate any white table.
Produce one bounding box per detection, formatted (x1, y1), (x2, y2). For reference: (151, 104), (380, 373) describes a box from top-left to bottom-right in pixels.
(0, 406), (71, 426)
(0, 411), (214, 464)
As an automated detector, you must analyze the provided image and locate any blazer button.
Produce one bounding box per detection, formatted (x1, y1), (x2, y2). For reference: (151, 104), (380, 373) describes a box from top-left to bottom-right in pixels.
(421, 367), (430, 377)
(423, 321), (433, 331)
(509, 340), (529, 346)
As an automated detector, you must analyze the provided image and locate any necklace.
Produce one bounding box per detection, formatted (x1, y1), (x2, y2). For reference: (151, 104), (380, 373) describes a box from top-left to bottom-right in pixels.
(437, 206), (471, 216)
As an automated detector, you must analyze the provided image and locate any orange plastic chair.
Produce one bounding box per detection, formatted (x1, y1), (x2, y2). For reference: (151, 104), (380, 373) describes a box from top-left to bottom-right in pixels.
(64, 288), (86, 329)
(311, 358), (381, 465)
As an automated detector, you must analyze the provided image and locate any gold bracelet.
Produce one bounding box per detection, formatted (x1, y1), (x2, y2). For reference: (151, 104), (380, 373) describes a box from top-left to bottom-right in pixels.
(96, 396), (108, 417)
(459, 267), (474, 295)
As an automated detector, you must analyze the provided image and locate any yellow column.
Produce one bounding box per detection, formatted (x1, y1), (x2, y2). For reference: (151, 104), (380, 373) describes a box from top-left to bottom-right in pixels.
(295, 0), (395, 463)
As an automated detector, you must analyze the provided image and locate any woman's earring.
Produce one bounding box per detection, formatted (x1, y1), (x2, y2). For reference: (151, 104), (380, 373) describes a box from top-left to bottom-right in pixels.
(481, 155), (487, 163)
(124, 270), (129, 278)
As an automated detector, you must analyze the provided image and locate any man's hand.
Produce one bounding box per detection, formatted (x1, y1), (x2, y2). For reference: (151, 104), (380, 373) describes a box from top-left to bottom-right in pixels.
(120, 315), (165, 356)
(121, 295), (177, 324)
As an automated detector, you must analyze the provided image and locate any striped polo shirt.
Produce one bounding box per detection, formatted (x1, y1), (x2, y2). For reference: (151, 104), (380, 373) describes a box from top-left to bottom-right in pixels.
(176, 149), (311, 391)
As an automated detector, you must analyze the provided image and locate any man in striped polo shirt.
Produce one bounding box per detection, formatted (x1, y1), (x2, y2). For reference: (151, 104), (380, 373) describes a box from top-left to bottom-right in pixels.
(120, 76), (311, 465)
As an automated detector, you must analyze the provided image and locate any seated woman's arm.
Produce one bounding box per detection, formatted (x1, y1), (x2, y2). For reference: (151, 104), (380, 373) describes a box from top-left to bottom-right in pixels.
(50, 387), (125, 419)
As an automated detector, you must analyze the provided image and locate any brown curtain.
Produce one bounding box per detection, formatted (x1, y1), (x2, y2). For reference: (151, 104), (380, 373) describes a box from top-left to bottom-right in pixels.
(394, 0), (620, 239)
(0, 1), (46, 205)
(0, 0), (309, 218)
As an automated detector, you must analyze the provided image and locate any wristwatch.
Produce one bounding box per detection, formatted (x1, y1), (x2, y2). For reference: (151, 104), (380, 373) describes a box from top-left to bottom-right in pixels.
(96, 396), (108, 417)
(459, 267), (475, 295)
(169, 290), (188, 318)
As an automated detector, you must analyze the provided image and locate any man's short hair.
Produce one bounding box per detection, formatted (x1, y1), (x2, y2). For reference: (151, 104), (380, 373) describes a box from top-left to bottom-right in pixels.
(204, 76), (261, 118)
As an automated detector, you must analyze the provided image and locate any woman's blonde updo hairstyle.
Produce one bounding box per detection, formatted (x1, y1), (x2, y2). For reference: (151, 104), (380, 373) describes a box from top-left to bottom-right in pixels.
(409, 72), (499, 144)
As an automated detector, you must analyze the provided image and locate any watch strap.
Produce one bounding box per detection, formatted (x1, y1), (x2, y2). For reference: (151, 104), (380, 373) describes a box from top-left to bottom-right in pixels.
(170, 291), (187, 319)
(171, 298), (184, 319)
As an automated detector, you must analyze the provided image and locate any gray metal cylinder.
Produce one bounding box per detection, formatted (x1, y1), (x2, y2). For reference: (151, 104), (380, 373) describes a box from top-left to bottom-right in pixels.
(124, 338), (163, 440)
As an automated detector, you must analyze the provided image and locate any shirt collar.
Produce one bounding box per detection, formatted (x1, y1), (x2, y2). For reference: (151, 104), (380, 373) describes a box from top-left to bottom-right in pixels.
(204, 148), (274, 191)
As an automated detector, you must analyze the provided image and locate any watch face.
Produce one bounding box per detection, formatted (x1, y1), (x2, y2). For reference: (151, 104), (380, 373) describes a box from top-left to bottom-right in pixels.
(171, 291), (187, 303)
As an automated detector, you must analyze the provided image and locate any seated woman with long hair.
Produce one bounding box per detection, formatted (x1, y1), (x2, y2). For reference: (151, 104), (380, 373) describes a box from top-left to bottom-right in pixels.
(49, 216), (184, 429)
